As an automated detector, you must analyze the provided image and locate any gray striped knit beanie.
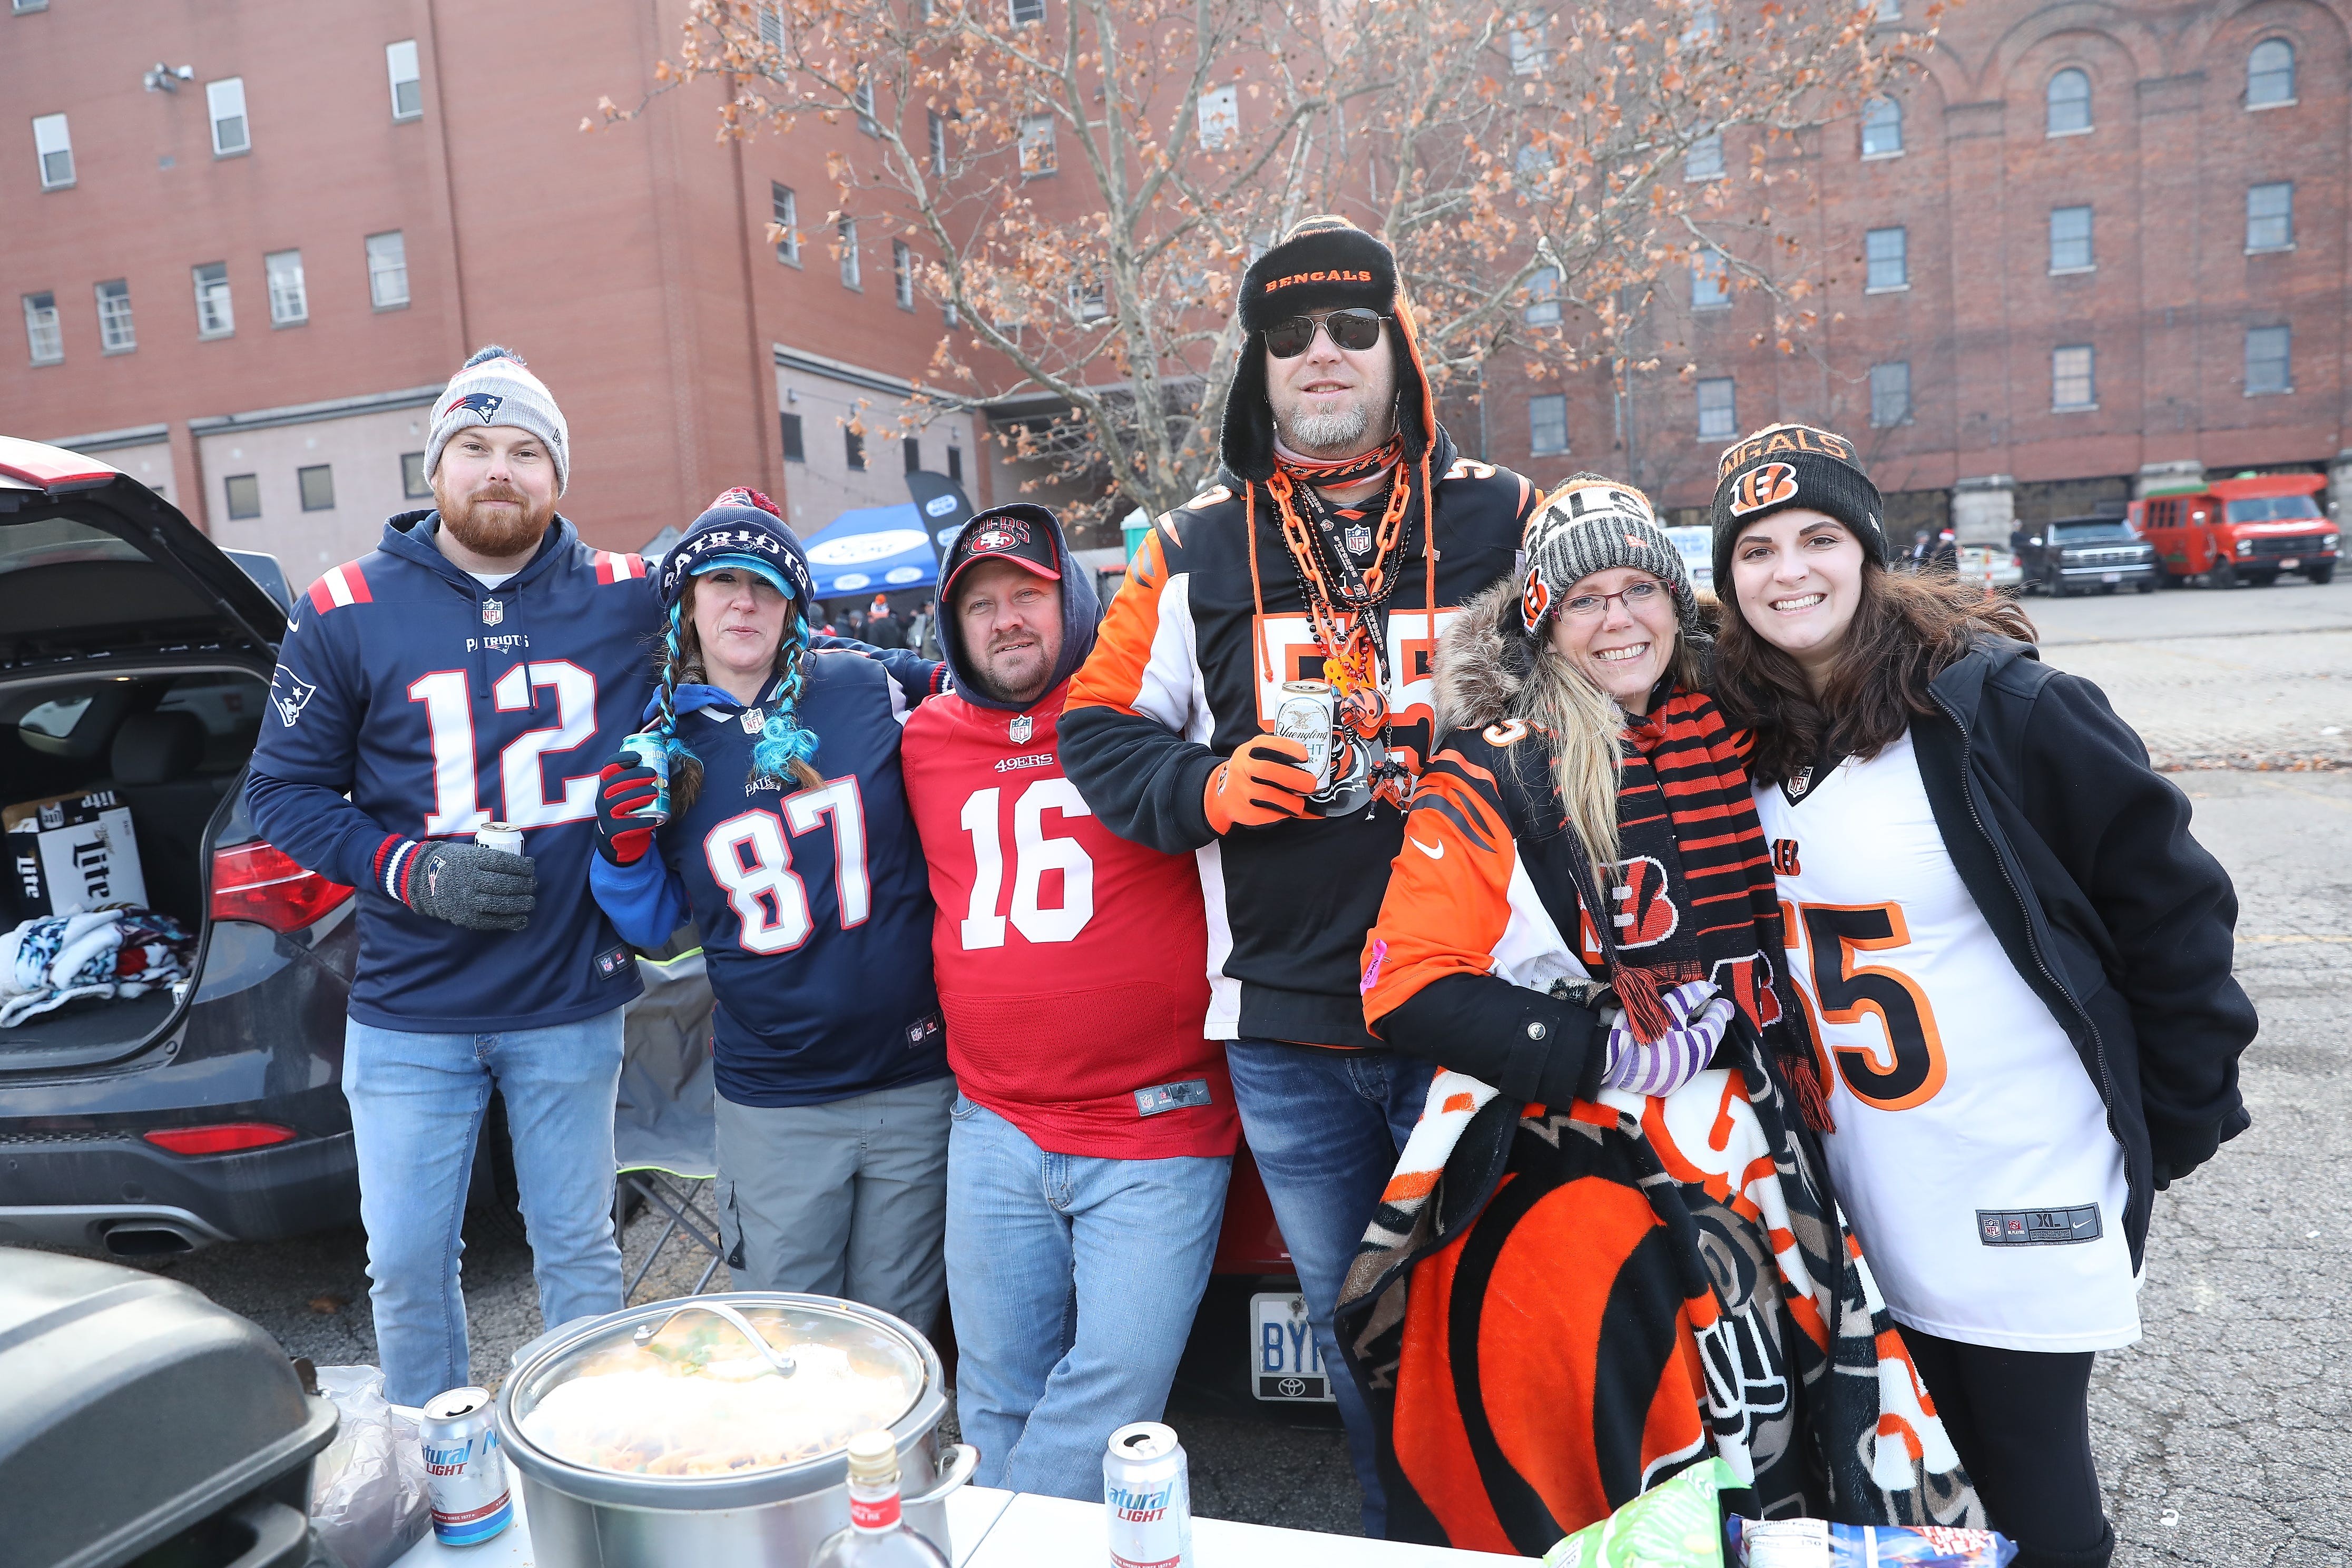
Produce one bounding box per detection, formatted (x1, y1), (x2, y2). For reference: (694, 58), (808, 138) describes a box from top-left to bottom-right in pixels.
(1519, 473), (1698, 637)
(424, 345), (572, 495)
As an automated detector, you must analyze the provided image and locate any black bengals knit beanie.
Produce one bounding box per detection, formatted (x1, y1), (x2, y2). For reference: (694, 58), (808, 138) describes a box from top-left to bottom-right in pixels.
(1707, 422), (1888, 590)
(1218, 217), (1436, 484)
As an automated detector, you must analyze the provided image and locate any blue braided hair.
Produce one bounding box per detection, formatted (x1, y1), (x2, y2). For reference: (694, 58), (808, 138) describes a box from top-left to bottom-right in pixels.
(654, 603), (709, 810)
(749, 609), (823, 792)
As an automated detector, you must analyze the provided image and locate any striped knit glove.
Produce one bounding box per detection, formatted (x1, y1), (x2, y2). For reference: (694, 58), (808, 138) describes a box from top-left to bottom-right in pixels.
(1600, 979), (1734, 1097)
(379, 839), (536, 931)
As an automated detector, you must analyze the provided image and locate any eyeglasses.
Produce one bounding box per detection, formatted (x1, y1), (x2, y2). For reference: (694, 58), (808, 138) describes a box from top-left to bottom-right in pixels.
(1263, 308), (1388, 359)
(1560, 580), (1667, 619)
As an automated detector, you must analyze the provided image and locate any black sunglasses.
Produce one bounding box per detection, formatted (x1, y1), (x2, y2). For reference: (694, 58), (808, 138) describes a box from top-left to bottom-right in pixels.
(1264, 308), (1388, 358)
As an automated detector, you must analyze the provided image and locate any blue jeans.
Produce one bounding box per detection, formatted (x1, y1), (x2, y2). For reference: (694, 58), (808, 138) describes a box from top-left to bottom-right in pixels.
(1224, 1040), (1436, 1539)
(943, 1097), (1232, 1500)
(344, 1008), (627, 1405)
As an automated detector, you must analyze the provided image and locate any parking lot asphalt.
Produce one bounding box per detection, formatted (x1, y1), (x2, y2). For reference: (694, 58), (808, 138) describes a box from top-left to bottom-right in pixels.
(16, 573), (2350, 1559)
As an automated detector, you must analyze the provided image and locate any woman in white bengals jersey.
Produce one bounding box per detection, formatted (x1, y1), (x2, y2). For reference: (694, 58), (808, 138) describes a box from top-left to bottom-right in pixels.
(1706, 424), (2258, 1568)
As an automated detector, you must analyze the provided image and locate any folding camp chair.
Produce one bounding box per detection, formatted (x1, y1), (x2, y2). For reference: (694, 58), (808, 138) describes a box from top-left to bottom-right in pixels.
(615, 947), (729, 1303)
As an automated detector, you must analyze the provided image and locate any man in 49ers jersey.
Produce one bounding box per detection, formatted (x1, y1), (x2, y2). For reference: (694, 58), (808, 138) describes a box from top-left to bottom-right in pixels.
(900, 505), (1237, 1500)
(247, 347), (658, 1405)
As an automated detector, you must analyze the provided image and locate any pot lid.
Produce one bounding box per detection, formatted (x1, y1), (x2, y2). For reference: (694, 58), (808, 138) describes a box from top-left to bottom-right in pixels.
(509, 1296), (925, 1478)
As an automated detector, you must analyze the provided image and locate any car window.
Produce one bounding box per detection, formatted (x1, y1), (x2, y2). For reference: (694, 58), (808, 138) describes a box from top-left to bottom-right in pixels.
(2052, 522), (2134, 543)
(2223, 495), (2324, 524)
(17, 693), (96, 742)
(0, 515), (151, 576)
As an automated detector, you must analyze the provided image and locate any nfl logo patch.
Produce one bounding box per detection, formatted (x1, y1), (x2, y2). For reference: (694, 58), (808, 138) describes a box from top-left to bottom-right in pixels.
(740, 708), (765, 733)
(481, 599), (504, 626)
(1344, 524), (1372, 555)
(1010, 714), (1033, 744)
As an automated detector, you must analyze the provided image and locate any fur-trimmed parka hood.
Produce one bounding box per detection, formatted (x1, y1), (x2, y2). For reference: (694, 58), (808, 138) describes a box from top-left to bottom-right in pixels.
(1433, 577), (1532, 735)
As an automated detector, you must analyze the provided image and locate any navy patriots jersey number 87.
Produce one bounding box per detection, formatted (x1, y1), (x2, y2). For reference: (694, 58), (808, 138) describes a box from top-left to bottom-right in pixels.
(703, 777), (871, 953)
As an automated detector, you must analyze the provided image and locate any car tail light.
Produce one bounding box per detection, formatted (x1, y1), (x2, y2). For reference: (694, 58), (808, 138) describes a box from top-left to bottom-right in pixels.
(143, 1122), (297, 1156)
(210, 840), (353, 932)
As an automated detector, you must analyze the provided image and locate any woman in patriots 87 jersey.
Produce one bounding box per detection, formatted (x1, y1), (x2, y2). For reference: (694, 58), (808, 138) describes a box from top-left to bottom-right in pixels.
(587, 489), (956, 1332)
(1709, 423), (2258, 1568)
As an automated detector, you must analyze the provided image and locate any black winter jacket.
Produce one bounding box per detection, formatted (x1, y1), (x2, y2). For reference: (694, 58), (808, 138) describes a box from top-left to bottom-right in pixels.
(1908, 636), (2256, 1270)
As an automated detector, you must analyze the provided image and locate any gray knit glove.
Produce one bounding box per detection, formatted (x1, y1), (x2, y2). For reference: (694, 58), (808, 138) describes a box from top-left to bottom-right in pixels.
(1600, 979), (1734, 1097)
(402, 842), (536, 931)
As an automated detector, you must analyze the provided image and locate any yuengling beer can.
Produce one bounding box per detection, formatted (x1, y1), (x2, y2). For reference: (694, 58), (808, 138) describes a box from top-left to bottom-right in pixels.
(619, 730), (672, 825)
(1272, 680), (1336, 795)
(474, 822), (524, 856)
(420, 1385), (513, 1546)
(1104, 1421), (1190, 1568)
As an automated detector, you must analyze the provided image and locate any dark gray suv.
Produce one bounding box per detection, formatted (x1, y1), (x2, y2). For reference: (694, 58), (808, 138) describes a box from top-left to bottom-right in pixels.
(0, 438), (360, 1257)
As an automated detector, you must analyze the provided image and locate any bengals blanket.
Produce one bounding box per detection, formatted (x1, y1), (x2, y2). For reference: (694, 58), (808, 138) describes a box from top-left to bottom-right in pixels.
(1335, 1055), (1981, 1554)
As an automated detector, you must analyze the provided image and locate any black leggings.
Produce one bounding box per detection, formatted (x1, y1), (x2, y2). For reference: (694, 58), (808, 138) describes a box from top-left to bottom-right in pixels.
(1899, 1328), (2115, 1568)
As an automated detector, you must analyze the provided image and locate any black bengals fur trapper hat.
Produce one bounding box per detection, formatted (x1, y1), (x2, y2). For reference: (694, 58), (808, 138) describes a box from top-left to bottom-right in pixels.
(1218, 216), (1437, 484)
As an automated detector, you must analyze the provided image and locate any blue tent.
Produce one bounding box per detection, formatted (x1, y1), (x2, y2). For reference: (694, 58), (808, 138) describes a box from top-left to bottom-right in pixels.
(801, 502), (938, 598)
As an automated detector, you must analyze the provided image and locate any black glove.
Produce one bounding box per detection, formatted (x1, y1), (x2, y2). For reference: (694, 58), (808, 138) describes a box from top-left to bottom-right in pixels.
(595, 752), (663, 867)
(401, 841), (536, 931)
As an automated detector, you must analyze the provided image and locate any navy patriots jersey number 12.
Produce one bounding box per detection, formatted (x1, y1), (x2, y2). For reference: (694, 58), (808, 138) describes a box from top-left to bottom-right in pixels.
(410, 661), (601, 831)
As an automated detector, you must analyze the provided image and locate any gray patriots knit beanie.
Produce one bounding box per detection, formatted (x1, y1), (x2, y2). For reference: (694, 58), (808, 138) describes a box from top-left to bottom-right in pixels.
(424, 345), (572, 495)
(1518, 473), (1698, 638)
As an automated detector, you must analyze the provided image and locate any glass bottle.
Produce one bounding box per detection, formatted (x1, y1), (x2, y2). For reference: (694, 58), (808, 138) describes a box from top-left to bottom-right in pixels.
(808, 1430), (951, 1568)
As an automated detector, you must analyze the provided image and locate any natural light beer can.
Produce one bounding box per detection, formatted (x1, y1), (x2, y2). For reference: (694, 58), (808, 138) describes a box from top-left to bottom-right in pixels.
(1272, 680), (1337, 795)
(474, 822), (524, 856)
(419, 1386), (513, 1546)
(1104, 1421), (1190, 1568)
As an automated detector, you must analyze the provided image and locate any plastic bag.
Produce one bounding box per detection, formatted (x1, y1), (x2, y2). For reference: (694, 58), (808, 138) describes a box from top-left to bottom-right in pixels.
(308, 1366), (432, 1568)
(1727, 1517), (2019, 1567)
(1543, 1458), (1738, 1566)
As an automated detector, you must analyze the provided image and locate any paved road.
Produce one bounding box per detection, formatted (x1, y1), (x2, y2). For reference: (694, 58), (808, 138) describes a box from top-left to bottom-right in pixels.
(22, 574), (2350, 1559)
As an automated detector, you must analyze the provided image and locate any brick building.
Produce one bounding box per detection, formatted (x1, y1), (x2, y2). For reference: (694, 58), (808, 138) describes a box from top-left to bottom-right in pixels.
(1474, 0), (2352, 542)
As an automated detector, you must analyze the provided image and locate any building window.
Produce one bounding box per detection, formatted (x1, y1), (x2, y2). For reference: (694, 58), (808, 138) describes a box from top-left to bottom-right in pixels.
(366, 231), (409, 308)
(928, 110), (947, 174)
(1874, 0), (1900, 17)
(2049, 205), (2093, 272)
(1697, 377), (1736, 440)
(852, 74), (877, 134)
(1198, 83), (1238, 150)
(1692, 249), (1730, 308)
(401, 452), (429, 498)
(947, 444), (963, 482)
(2247, 182), (2294, 252)
(1523, 266), (1561, 326)
(192, 262), (234, 338)
(32, 112), (72, 189)
(838, 218), (860, 288)
(1508, 26), (1546, 75)
(1683, 131), (1724, 181)
(2052, 345), (2095, 410)
(386, 40), (422, 120)
(771, 184), (800, 264)
(207, 77), (250, 156)
(14, 0), (52, 13)
(1869, 361), (1911, 427)
(1682, 2), (1718, 44)
(1010, 0), (1044, 23)
(1861, 96), (1902, 158)
(844, 426), (867, 471)
(2246, 326), (2291, 394)
(95, 279), (134, 352)
(265, 249), (307, 325)
(298, 464), (336, 512)
(780, 411), (806, 463)
(1865, 227), (1907, 291)
(1528, 394), (1569, 456)
(2248, 39), (2295, 107)
(23, 292), (61, 364)
(2046, 68), (2091, 135)
(757, 2), (785, 47)
(893, 241), (915, 309)
(224, 474), (261, 519)
(903, 436), (922, 474)
(1018, 113), (1056, 177)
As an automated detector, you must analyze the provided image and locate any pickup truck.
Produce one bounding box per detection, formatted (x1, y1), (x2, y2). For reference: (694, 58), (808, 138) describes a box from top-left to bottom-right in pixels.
(2012, 516), (2161, 596)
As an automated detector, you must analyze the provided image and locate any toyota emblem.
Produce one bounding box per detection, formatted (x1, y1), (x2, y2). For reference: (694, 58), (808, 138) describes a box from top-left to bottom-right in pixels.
(1279, 1377), (1306, 1398)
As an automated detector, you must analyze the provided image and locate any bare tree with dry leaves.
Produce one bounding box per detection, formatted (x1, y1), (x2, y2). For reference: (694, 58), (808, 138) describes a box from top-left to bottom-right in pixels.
(595, 0), (1940, 525)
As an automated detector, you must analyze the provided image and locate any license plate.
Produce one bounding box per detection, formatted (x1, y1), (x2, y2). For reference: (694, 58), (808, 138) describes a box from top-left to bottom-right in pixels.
(2280, 558), (2301, 570)
(1249, 1292), (1334, 1402)
(2102, 572), (2121, 583)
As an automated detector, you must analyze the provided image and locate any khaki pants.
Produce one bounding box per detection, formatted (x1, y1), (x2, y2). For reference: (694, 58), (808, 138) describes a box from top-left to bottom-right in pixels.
(713, 1074), (956, 1334)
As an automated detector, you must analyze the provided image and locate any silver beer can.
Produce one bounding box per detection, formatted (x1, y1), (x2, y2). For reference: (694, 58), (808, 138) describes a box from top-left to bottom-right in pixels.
(1104, 1420), (1191, 1568)
(619, 730), (672, 826)
(1272, 680), (1337, 795)
(474, 821), (524, 856)
(419, 1385), (513, 1546)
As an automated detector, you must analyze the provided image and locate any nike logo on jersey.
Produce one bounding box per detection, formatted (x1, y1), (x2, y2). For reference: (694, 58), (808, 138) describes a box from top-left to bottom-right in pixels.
(1409, 836), (1445, 860)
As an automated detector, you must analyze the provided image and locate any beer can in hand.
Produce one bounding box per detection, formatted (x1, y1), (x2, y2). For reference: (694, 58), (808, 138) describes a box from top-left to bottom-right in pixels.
(1104, 1421), (1190, 1568)
(420, 1386), (513, 1546)
(474, 822), (523, 856)
(619, 730), (672, 826)
(1272, 681), (1337, 795)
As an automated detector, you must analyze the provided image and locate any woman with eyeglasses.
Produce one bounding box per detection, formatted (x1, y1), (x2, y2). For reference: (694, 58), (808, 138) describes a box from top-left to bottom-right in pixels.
(1341, 475), (1972, 1552)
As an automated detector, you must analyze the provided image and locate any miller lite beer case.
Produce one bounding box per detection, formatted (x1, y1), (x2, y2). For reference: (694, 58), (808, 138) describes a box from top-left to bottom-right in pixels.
(5, 788), (149, 920)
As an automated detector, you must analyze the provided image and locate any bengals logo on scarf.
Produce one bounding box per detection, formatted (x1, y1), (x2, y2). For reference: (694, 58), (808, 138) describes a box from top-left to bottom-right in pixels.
(1727, 462), (1800, 518)
(1613, 855), (1680, 948)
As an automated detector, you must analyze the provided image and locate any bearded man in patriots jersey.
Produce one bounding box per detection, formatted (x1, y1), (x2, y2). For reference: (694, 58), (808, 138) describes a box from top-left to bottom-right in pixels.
(590, 491), (954, 1332)
(247, 347), (659, 1405)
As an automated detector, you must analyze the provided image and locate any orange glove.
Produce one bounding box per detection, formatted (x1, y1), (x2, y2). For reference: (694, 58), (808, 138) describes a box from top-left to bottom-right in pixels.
(1204, 734), (1319, 832)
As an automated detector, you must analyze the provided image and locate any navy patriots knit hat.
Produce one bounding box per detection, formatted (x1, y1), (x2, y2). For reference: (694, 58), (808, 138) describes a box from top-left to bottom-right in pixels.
(658, 487), (816, 609)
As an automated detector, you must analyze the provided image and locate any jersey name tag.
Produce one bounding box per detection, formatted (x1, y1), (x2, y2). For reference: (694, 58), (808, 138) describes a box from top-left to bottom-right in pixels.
(1133, 1079), (1213, 1117)
(1976, 1204), (2102, 1246)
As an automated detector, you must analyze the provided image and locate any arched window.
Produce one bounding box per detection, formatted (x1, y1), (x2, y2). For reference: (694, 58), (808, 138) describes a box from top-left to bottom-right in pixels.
(1861, 96), (1904, 156)
(2248, 39), (2296, 106)
(2047, 67), (2092, 135)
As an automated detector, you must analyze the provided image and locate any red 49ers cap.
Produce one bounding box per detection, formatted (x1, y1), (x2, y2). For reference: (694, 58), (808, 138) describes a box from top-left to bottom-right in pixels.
(943, 503), (1064, 592)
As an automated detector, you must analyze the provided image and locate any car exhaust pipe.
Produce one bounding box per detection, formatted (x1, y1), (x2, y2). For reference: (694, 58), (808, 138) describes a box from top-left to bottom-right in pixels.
(101, 1222), (202, 1257)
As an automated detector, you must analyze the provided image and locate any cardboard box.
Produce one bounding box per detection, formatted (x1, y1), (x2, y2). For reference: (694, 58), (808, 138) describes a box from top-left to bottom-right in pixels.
(5, 789), (148, 920)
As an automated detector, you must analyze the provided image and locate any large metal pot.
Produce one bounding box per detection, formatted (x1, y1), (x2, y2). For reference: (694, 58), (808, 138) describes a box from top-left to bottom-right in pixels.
(495, 1292), (976, 1567)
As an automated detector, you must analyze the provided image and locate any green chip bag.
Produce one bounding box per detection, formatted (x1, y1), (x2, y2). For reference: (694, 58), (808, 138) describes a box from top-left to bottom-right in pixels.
(1542, 1458), (1738, 1567)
